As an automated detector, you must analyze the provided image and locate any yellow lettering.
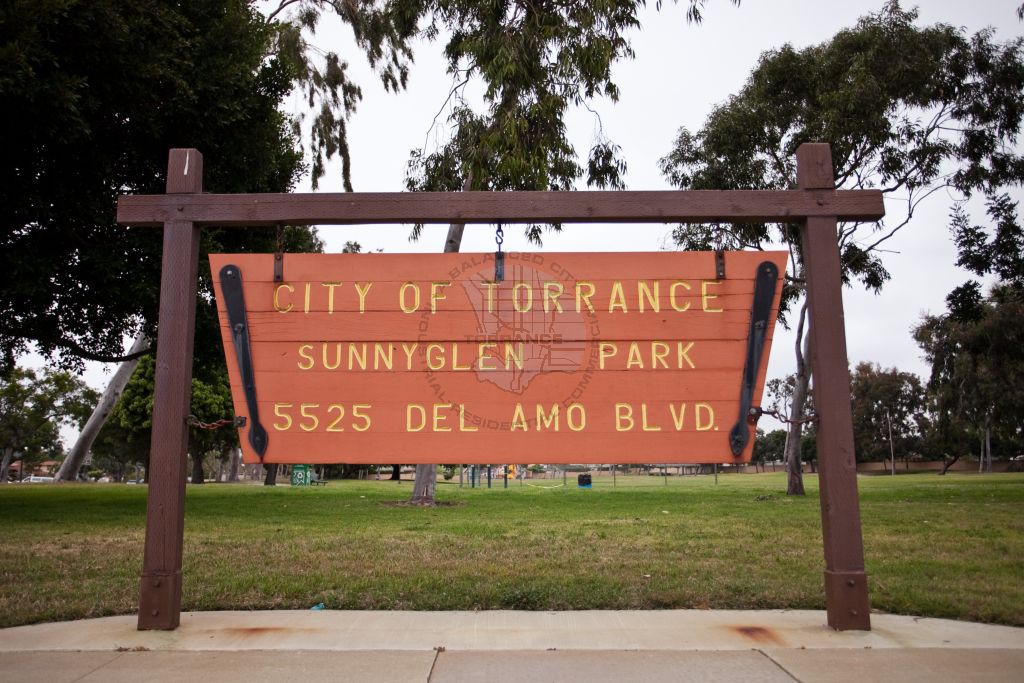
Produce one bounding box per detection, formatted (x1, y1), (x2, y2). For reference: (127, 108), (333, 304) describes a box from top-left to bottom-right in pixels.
(615, 403), (634, 431)
(678, 341), (696, 369)
(432, 403), (452, 432)
(513, 283), (533, 313)
(599, 342), (618, 369)
(608, 281), (627, 312)
(626, 342), (644, 369)
(481, 282), (498, 312)
(426, 343), (445, 371)
(452, 344), (471, 371)
(297, 344), (315, 370)
(459, 404), (479, 432)
(299, 403), (319, 431)
(510, 404), (528, 431)
(402, 342), (418, 370)
(273, 283), (294, 313)
(651, 341), (669, 369)
(575, 281), (596, 313)
(696, 403), (715, 431)
(638, 281), (660, 312)
(348, 343), (367, 370)
(326, 404), (345, 432)
(322, 343), (342, 370)
(566, 403), (586, 431)
(322, 282), (341, 313)
(478, 342), (497, 371)
(406, 404), (426, 432)
(543, 282), (564, 313)
(273, 403), (293, 431)
(669, 403), (687, 430)
(701, 280), (723, 312)
(355, 282), (373, 313)
(669, 281), (691, 312)
(536, 404), (560, 431)
(430, 281), (450, 313)
(374, 343), (393, 370)
(505, 342), (524, 370)
(400, 282), (420, 313)
(641, 403), (661, 431)
(304, 282), (311, 314)
(352, 404), (371, 432)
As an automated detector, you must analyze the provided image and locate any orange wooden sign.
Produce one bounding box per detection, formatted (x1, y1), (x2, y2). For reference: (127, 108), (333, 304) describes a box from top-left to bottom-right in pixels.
(210, 251), (787, 465)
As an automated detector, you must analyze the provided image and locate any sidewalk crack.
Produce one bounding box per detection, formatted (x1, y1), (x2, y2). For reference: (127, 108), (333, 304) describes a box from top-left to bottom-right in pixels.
(70, 651), (125, 683)
(426, 648), (441, 682)
(756, 649), (802, 682)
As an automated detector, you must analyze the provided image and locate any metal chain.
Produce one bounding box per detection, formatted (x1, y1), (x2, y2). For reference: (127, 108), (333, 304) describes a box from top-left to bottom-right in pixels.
(186, 415), (243, 430)
(495, 223), (504, 252)
(753, 407), (819, 425)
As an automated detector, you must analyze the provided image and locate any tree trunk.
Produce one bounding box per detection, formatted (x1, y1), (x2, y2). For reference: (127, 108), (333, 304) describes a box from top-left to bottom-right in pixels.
(785, 303), (812, 496)
(410, 464), (437, 505)
(0, 446), (15, 483)
(190, 452), (204, 484)
(55, 333), (147, 482)
(228, 447), (240, 482)
(389, 464), (401, 481)
(939, 453), (961, 475)
(264, 463), (278, 486)
(984, 427), (992, 473)
(409, 175), (474, 505)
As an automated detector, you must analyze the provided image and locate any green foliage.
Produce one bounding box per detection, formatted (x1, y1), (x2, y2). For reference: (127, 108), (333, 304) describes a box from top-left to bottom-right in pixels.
(753, 428), (786, 463)
(404, 0), (738, 243)
(849, 362), (925, 462)
(1, 0), (307, 368)
(268, 0), (420, 190)
(947, 194), (1024, 319)
(0, 367), (97, 474)
(660, 1), (1024, 316)
(914, 286), (1024, 459)
(99, 350), (250, 478)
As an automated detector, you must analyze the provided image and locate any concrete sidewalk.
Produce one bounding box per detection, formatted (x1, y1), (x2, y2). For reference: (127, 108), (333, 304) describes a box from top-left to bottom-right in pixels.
(1, 610), (1021, 682)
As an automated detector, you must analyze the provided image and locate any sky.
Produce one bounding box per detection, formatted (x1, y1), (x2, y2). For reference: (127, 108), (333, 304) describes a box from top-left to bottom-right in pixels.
(44, 0), (1024, 441)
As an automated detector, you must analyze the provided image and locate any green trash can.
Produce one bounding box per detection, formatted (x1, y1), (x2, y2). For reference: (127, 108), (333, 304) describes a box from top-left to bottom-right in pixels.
(291, 464), (311, 486)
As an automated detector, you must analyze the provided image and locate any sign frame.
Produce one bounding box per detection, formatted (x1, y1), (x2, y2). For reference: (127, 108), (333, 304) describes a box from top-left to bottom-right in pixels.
(116, 143), (882, 633)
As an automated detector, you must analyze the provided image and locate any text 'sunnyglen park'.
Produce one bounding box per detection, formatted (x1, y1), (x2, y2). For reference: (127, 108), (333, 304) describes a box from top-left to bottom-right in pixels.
(210, 251), (787, 465)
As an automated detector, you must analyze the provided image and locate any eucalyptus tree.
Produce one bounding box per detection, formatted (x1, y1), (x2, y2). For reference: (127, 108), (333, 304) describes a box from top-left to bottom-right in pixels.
(659, 2), (1024, 493)
(0, 368), (96, 482)
(915, 286), (1024, 472)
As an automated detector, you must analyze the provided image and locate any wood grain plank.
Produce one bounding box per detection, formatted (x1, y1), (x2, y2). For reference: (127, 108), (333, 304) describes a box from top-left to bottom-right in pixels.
(119, 189), (885, 226)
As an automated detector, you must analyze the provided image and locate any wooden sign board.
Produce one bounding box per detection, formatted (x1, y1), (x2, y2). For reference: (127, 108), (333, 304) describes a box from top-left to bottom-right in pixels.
(210, 251), (787, 465)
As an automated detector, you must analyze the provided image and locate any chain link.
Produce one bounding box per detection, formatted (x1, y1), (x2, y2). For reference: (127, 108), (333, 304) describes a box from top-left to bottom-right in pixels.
(495, 223), (504, 252)
(754, 407), (819, 425)
(187, 415), (242, 430)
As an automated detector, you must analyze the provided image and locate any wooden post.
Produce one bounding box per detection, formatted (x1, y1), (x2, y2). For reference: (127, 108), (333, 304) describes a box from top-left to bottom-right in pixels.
(137, 149), (203, 630)
(797, 143), (871, 630)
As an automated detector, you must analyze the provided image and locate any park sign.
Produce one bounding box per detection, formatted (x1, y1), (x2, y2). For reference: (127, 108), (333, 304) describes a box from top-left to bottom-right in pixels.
(210, 250), (787, 465)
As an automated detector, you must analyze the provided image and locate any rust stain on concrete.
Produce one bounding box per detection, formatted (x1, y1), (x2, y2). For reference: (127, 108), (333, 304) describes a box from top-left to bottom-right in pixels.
(731, 625), (785, 646)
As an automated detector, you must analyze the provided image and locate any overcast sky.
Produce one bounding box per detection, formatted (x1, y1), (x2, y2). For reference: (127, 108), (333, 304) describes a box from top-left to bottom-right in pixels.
(50, 1), (1024, 440)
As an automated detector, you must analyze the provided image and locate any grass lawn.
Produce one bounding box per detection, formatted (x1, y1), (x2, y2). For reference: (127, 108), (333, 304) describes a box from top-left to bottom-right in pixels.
(0, 472), (1021, 628)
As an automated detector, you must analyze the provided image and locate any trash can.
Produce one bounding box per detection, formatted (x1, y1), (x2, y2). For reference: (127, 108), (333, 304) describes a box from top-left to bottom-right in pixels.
(291, 464), (311, 486)
(577, 473), (592, 489)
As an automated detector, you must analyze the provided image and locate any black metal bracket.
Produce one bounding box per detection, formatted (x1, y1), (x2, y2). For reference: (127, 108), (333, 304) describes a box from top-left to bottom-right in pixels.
(728, 260), (780, 457)
(715, 249), (726, 279)
(220, 264), (268, 460)
(494, 251), (505, 282)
